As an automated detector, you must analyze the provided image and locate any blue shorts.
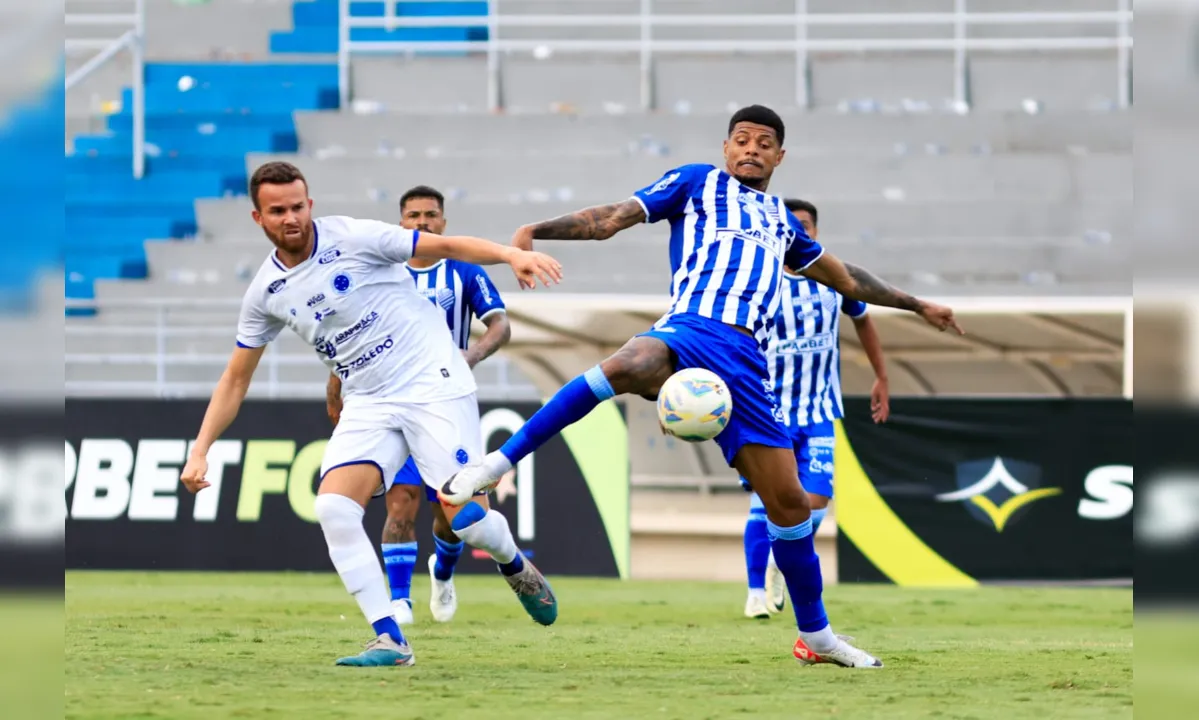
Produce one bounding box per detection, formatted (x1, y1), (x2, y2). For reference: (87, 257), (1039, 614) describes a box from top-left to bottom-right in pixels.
(640, 312), (789, 466)
(393, 457), (440, 502)
(392, 457), (489, 503)
(740, 420), (836, 499)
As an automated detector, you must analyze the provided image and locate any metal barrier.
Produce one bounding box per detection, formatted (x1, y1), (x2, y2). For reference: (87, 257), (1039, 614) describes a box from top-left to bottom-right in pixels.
(337, 0), (1134, 111)
(64, 298), (539, 400)
(65, 0), (145, 178)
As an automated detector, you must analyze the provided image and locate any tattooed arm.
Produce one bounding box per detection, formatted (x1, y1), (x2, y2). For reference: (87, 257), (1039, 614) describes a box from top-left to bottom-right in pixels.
(511, 199), (647, 249)
(800, 252), (964, 334)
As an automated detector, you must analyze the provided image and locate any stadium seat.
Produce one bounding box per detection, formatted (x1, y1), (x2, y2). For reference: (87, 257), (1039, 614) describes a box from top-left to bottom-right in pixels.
(66, 62), (338, 305)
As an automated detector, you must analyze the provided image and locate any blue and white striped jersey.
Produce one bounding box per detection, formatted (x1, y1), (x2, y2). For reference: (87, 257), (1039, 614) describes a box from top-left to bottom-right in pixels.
(769, 273), (868, 427)
(631, 164), (825, 349)
(406, 259), (505, 350)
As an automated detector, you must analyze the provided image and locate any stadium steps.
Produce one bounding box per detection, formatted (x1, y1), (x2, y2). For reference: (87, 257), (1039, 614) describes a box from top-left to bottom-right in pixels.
(65, 62), (339, 313)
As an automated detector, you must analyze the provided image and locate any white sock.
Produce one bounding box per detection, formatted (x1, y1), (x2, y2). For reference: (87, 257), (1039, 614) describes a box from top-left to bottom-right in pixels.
(749, 588), (767, 603)
(314, 494), (394, 626)
(453, 509), (518, 565)
(482, 451), (513, 480)
(800, 625), (838, 654)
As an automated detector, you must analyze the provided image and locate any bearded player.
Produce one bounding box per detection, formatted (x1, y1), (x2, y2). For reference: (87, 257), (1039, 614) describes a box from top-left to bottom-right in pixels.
(179, 162), (559, 668)
(326, 185), (512, 625)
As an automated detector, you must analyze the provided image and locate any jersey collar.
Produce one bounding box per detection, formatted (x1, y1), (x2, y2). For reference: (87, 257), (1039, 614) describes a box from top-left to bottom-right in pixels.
(270, 223), (320, 272)
(405, 258), (446, 273)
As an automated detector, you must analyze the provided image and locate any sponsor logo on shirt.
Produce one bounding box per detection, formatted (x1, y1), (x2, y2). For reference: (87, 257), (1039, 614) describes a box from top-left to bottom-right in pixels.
(315, 340), (337, 359)
(333, 311), (380, 345)
(267, 279), (286, 294)
(791, 290), (839, 312)
(335, 336), (395, 379)
(306, 293), (326, 308)
(774, 333), (836, 355)
(646, 172), (680, 195)
(713, 228), (784, 258)
(475, 276), (495, 307)
(318, 249), (341, 264)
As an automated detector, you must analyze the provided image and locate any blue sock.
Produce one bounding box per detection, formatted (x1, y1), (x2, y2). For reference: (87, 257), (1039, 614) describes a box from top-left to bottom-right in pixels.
(744, 511), (769, 590)
(810, 508), (828, 535)
(371, 616), (405, 645)
(767, 518), (829, 632)
(498, 554), (525, 577)
(381, 542), (417, 604)
(432, 535), (464, 582)
(500, 366), (615, 464)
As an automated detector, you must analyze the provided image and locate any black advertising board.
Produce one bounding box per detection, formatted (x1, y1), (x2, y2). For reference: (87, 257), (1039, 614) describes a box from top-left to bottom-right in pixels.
(65, 399), (630, 578)
(834, 398), (1132, 585)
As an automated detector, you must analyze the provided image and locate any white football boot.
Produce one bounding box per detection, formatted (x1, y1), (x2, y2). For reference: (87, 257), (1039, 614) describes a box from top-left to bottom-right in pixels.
(428, 554), (458, 623)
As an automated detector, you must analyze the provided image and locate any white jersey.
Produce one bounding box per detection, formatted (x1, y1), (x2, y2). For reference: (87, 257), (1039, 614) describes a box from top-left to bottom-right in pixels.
(235, 215), (475, 403)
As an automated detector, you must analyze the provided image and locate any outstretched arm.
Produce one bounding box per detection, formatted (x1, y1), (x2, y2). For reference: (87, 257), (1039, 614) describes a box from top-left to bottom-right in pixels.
(414, 233), (563, 289)
(801, 252), (964, 333)
(180, 345), (265, 493)
(512, 199), (647, 248)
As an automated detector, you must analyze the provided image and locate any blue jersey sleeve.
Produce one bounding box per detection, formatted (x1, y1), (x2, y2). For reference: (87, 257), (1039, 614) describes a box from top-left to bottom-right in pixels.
(782, 210), (824, 271)
(463, 264), (506, 320)
(841, 295), (868, 318)
(631, 164), (705, 223)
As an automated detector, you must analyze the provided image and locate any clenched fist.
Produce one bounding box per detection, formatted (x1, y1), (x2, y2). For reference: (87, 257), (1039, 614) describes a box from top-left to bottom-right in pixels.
(180, 454), (211, 493)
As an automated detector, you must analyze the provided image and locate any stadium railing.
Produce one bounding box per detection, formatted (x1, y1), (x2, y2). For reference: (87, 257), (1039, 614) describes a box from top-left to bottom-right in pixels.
(66, 295), (1134, 399)
(337, 0), (1134, 112)
(63, 297), (540, 400)
(65, 0), (145, 178)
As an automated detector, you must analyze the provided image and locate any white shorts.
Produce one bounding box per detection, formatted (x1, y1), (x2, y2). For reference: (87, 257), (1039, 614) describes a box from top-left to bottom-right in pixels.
(320, 392), (483, 498)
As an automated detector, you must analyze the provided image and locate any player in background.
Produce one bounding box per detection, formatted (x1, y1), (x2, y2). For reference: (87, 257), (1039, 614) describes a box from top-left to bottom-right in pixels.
(742, 198), (891, 620)
(442, 105), (963, 669)
(326, 185), (512, 625)
(179, 162), (560, 668)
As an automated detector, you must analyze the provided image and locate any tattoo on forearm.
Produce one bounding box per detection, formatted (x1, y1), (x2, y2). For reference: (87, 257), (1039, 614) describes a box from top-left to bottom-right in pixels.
(844, 263), (922, 312)
(530, 200), (645, 241)
(382, 516), (416, 544)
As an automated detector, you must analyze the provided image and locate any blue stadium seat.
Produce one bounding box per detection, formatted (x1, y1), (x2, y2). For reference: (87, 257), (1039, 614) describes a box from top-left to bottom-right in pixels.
(67, 2), (490, 311)
(271, 0), (487, 55)
(66, 60), (337, 308)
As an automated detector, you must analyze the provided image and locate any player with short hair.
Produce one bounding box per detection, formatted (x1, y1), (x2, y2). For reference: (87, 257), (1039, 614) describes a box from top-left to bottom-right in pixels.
(179, 161), (560, 668)
(441, 105), (964, 668)
(326, 184), (512, 625)
(742, 198), (891, 620)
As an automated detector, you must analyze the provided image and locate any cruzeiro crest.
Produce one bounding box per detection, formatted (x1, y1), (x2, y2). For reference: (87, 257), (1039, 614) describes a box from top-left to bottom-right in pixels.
(936, 457), (1062, 532)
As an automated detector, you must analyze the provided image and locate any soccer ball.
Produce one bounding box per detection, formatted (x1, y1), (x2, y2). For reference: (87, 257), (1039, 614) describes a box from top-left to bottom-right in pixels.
(656, 368), (733, 442)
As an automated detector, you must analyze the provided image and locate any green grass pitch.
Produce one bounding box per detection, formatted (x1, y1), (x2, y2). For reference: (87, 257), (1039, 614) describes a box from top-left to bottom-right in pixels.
(66, 571), (1131, 719)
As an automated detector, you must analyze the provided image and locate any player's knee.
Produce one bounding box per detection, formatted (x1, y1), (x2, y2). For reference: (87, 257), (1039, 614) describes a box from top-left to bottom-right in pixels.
(385, 484), (421, 518)
(759, 484), (811, 525)
(602, 344), (669, 395)
(808, 493), (831, 510)
(313, 493), (364, 542)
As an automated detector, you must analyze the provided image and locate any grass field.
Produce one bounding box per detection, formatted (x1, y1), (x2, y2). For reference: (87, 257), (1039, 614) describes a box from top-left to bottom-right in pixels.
(65, 572), (1132, 720)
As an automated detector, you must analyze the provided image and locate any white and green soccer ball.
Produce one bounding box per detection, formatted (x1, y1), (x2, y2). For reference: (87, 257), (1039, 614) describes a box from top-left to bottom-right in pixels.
(656, 368), (733, 442)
